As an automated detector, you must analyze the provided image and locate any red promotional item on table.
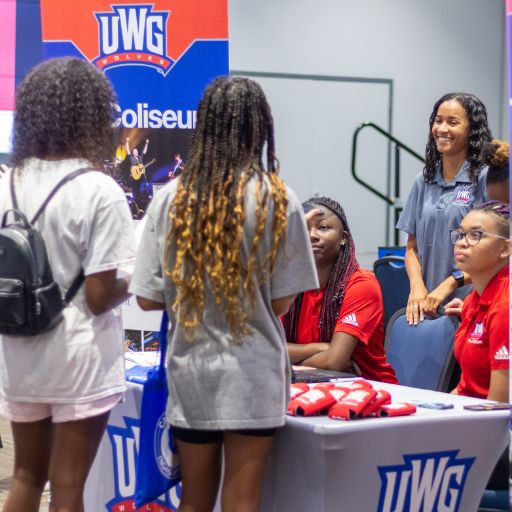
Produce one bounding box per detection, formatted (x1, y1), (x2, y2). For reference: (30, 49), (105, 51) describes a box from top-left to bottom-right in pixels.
(288, 387), (336, 416)
(328, 385), (351, 402)
(328, 387), (377, 420)
(361, 389), (392, 417)
(290, 382), (309, 399)
(349, 379), (374, 391)
(378, 402), (417, 417)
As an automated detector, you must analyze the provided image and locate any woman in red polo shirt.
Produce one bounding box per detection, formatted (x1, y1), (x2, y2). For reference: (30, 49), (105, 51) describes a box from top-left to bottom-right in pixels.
(282, 196), (397, 383)
(445, 201), (510, 401)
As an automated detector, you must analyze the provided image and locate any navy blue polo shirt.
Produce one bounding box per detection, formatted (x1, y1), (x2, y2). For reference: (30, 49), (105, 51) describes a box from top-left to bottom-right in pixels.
(396, 161), (487, 300)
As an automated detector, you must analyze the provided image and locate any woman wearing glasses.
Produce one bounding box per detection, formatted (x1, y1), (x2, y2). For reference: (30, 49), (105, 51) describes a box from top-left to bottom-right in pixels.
(445, 201), (509, 402)
(396, 93), (492, 325)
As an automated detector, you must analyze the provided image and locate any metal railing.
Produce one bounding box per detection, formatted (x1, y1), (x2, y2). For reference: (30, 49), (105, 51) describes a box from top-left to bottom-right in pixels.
(350, 122), (425, 245)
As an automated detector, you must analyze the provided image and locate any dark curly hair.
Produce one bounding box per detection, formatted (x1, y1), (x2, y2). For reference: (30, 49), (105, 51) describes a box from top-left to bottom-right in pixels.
(11, 57), (117, 167)
(482, 139), (509, 185)
(282, 197), (359, 343)
(423, 93), (492, 183)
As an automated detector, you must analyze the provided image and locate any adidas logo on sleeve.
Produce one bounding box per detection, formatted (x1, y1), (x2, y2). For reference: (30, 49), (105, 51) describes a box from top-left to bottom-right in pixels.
(494, 345), (510, 361)
(341, 313), (358, 327)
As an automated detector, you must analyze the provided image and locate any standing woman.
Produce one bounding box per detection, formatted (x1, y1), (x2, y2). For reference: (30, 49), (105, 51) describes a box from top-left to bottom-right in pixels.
(130, 77), (318, 512)
(0, 58), (135, 511)
(397, 93), (492, 324)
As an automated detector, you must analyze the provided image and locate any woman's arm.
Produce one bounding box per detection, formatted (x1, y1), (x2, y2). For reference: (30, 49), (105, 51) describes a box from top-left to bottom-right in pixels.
(85, 269), (131, 315)
(300, 332), (358, 372)
(487, 369), (509, 402)
(137, 297), (165, 311)
(287, 342), (329, 364)
(404, 234), (428, 325)
(423, 272), (471, 317)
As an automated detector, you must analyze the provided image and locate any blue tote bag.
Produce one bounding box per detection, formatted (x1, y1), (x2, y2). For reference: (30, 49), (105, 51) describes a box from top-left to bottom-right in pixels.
(134, 311), (181, 507)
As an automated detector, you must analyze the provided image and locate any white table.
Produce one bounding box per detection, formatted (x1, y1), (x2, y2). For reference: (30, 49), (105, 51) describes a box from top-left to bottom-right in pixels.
(84, 379), (509, 512)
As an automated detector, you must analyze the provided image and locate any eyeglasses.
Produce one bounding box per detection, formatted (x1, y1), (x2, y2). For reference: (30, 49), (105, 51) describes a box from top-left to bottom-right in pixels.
(449, 229), (508, 246)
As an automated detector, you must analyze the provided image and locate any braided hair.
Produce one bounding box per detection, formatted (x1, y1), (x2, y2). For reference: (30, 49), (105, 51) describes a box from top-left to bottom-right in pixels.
(166, 76), (288, 341)
(472, 201), (510, 239)
(283, 197), (359, 343)
(423, 93), (492, 183)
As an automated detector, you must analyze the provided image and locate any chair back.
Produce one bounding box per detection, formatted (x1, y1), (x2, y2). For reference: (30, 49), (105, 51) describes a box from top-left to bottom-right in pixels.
(384, 308), (459, 392)
(373, 255), (409, 325)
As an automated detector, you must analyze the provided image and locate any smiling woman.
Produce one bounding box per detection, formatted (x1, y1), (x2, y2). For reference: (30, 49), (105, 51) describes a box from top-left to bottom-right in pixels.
(396, 93), (492, 326)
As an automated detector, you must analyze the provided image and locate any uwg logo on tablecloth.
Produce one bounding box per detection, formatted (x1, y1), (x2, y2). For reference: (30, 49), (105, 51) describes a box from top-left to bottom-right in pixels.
(93, 5), (172, 74)
(106, 417), (181, 512)
(377, 450), (474, 512)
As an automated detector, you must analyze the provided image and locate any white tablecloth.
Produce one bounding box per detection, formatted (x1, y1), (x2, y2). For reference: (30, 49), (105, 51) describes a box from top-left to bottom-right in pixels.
(84, 378), (509, 512)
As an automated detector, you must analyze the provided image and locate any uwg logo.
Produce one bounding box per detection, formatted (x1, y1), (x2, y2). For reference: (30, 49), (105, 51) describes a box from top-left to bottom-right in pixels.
(93, 5), (172, 74)
(106, 417), (181, 512)
(377, 450), (474, 512)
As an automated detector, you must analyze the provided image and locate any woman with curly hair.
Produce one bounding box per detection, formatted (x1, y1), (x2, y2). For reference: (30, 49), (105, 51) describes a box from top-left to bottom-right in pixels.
(0, 58), (135, 511)
(130, 76), (317, 512)
(396, 93), (492, 325)
(283, 197), (397, 383)
(482, 139), (509, 203)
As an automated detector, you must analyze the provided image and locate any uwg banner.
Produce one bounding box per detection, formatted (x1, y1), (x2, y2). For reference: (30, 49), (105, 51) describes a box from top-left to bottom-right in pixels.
(40, 0), (228, 118)
(40, 1), (228, 198)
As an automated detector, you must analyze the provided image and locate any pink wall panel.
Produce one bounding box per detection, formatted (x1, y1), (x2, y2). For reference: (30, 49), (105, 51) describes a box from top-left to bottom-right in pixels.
(0, 0), (16, 111)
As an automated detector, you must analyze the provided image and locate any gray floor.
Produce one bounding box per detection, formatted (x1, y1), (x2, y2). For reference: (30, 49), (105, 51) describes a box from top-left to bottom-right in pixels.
(0, 417), (50, 511)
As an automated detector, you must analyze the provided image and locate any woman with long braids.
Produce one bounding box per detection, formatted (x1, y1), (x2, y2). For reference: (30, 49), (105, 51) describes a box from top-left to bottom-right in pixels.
(283, 197), (397, 383)
(130, 76), (318, 512)
(397, 93), (492, 325)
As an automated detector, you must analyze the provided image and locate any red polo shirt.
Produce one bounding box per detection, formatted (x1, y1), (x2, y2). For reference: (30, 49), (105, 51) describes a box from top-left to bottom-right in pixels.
(454, 265), (509, 399)
(295, 268), (398, 384)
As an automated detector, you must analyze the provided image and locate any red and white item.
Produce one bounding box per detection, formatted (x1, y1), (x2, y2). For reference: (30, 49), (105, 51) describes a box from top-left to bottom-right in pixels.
(361, 389), (392, 417)
(290, 382), (309, 399)
(378, 402), (417, 417)
(288, 387), (336, 416)
(328, 387), (377, 420)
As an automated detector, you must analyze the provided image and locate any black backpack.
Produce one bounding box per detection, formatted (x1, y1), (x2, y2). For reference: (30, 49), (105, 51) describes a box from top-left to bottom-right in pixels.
(0, 167), (96, 336)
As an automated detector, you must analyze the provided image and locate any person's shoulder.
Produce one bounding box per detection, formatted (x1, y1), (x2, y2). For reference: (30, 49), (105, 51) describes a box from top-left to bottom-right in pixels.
(347, 268), (380, 290)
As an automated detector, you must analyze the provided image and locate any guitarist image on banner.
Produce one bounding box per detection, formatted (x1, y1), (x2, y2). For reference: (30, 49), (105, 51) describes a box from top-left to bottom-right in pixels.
(125, 136), (151, 211)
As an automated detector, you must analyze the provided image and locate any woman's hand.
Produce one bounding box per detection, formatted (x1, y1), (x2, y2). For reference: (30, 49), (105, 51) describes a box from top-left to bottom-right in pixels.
(444, 298), (464, 317)
(406, 283), (428, 325)
(423, 278), (457, 318)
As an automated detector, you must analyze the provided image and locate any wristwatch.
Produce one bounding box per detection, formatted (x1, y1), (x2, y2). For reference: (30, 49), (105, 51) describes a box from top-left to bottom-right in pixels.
(452, 270), (465, 288)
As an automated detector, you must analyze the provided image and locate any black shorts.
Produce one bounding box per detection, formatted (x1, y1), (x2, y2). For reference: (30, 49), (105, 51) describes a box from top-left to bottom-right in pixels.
(172, 426), (279, 445)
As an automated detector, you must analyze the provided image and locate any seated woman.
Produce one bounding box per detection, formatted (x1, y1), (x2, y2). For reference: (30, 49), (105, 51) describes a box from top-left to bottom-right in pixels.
(446, 201), (509, 402)
(282, 197), (398, 383)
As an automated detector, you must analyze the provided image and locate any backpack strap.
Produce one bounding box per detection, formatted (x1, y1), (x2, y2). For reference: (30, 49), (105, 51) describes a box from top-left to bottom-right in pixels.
(10, 167), (98, 223)
(10, 166), (100, 304)
(64, 269), (85, 304)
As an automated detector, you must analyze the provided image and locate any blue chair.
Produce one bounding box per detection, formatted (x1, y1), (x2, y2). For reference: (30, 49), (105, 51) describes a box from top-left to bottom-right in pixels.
(373, 256), (409, 326)
(384, 308), (459, 392)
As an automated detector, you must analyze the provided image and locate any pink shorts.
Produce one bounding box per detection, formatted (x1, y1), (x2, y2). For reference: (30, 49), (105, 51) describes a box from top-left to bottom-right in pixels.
(0, 393), (124, 423)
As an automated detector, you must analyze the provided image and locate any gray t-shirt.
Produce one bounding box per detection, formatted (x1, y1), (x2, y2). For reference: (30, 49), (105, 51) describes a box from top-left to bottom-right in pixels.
(130, 176), (318, 430)
(396, 162), (487, 301)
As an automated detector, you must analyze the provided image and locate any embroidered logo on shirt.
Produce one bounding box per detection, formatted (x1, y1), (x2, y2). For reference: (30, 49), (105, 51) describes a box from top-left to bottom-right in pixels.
(494, 345), (509, 361)
(468, 322), (484, 344)
(453, 186), (474, 205)
(342, 313), (358, 327)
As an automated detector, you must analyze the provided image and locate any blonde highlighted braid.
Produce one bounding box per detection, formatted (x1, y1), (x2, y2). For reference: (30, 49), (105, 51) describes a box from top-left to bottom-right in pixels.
(165, 77), (288, 341)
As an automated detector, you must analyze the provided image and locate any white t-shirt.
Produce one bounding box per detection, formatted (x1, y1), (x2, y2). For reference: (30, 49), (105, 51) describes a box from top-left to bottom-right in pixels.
(0, 158), (135, 403)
